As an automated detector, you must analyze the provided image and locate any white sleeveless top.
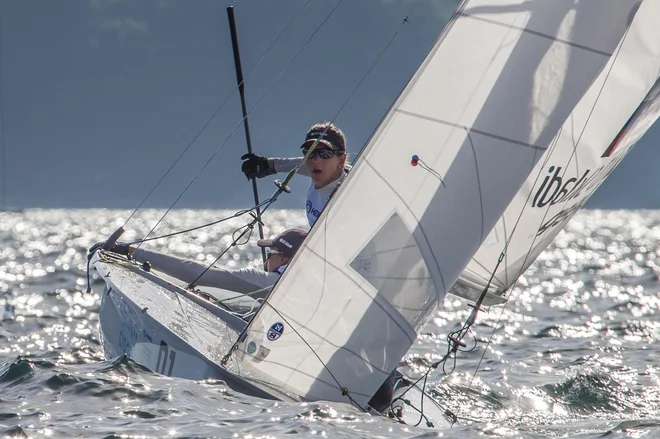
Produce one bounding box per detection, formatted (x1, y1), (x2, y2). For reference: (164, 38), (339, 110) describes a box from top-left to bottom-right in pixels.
(305, 170), (348, 226)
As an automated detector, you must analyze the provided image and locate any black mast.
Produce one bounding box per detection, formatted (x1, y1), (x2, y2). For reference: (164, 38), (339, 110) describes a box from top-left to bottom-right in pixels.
(227, 6), (266, 265)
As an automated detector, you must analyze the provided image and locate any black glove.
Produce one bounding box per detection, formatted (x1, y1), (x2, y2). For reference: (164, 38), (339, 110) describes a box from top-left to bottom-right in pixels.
(241, 153), (274, 179)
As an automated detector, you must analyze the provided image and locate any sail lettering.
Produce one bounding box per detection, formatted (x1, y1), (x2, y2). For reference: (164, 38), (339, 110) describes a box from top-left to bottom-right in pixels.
(532, 166), (591, 208)
(536, 201), (584, 236)
(534, 154), (627, 237)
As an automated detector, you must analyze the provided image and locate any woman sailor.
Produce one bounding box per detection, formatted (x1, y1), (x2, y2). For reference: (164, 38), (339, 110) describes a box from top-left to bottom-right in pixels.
(240, 122), (351, 227)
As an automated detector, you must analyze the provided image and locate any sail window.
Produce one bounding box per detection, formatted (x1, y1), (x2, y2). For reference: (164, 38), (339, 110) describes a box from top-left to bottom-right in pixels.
(350, 212), (438, 329)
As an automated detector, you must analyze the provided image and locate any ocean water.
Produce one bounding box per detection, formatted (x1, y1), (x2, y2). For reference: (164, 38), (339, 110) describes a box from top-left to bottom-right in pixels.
(2, 208), (660, 438)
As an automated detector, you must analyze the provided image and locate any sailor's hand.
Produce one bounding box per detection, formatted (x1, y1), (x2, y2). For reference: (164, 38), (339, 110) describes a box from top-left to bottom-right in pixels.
(241, 153), (274, 179)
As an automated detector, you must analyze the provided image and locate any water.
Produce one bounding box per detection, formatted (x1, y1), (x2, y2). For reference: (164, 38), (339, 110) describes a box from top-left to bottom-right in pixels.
(1, 208), (660, 438)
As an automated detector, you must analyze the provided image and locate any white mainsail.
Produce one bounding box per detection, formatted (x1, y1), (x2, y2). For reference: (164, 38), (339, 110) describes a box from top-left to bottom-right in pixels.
(451, 0), (660, 305)
(232, 0), (641, 407)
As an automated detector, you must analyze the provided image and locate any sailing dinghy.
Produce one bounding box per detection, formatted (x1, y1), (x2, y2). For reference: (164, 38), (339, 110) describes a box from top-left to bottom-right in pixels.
(89, 0), (660, 428)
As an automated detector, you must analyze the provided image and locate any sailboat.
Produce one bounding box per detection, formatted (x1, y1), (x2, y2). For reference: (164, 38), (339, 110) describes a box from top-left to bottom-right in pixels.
(89, 0), (660, 428)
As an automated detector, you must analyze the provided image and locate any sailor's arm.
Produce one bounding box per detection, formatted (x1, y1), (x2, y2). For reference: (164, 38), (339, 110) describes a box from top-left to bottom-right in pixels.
(130, 248), (279, 293)
(270, 157), (310, 177)
(241, 153), (310, 179)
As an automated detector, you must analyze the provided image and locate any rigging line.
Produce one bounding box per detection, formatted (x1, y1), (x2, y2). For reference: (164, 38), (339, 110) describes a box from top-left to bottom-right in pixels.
(127, 198), (273, 245)
(323, 0), (424, 132)
(135, 0), (346, 251)
(387, 337), (465, 423)
(215, 285), (271, 304)
(180, 139), (329, 296)
(183, 180), (293, 289)
(184, 223), (254, 290)
(119, 0), (313, 228)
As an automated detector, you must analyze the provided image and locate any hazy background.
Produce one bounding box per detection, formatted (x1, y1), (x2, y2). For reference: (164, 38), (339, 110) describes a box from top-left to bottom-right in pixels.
(0, 0), (657, 210)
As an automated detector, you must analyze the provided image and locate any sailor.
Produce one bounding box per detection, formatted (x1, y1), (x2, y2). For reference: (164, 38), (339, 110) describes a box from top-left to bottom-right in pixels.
(240, 122), (351, 227)
(95, 228), (307, 300)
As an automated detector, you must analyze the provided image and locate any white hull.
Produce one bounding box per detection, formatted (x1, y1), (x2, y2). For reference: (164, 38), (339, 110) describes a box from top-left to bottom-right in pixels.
(92, 251), (451, 428)
(93, 252), (288, 400)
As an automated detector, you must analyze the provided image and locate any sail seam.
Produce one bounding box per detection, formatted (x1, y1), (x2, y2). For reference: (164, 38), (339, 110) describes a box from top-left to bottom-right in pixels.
(465, 131), (487, 246)
(458, 12), (612, 57)
(395, 108), (547, 151)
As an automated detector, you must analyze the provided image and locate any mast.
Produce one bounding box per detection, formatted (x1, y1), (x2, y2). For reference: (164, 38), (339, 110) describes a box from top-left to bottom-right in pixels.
(226, 6), (266, 265)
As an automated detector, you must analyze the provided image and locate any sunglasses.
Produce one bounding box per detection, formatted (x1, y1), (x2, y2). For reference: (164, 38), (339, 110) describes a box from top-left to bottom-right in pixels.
(265, 248), (282, 259)
(302, 147), (342, 160)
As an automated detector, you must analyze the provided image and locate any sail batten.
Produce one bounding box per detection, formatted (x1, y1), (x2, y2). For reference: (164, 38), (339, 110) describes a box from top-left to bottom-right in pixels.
(234, 0), (643, 407)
